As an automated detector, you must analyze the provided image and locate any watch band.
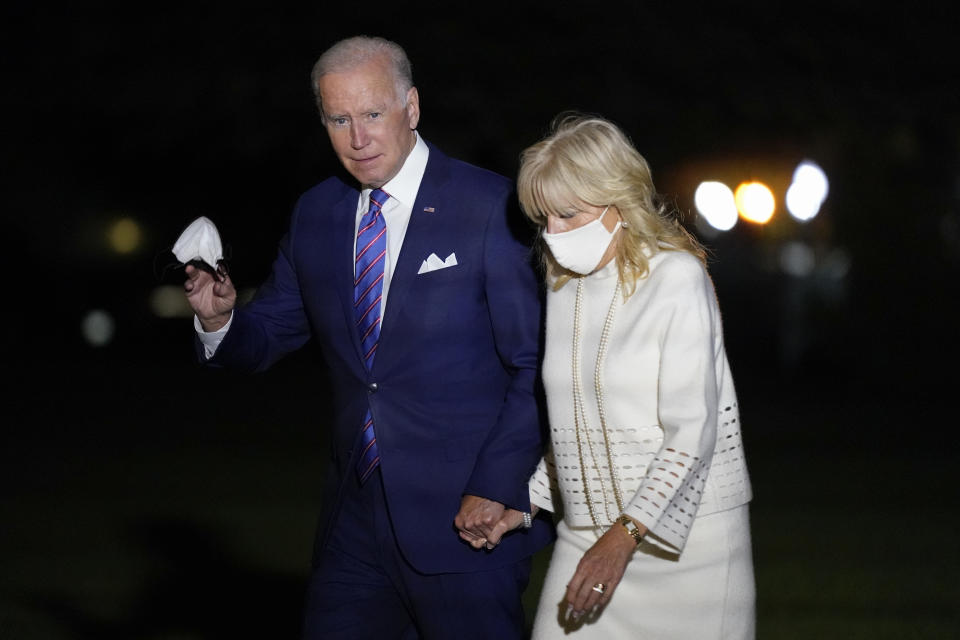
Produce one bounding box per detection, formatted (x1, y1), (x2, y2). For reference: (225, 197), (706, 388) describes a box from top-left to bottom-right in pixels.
(522, 511), (533, 529)
(616, 515), (644, 547)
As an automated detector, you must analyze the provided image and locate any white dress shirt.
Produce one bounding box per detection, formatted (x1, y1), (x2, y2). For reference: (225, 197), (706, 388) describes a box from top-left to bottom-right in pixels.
(356, 132), (429, 313)
(196, 132), (429, 357)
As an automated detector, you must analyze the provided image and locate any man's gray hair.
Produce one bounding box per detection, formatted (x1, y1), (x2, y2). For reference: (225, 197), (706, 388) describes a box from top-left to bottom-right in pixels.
(311, 36), (414, 119)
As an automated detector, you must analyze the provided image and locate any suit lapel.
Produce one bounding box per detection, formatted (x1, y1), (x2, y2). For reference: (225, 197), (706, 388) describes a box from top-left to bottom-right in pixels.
(329, 186), (367, 365)
(376, 147), (452, 353)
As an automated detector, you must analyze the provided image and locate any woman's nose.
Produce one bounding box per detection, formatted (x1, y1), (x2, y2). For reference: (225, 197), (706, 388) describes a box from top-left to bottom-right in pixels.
(545, 217), (566, 234)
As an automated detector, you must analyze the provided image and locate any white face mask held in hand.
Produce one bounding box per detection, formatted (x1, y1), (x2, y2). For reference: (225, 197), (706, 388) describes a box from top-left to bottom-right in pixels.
(542, 206), (621, 275)
(172, 216), (228, 281)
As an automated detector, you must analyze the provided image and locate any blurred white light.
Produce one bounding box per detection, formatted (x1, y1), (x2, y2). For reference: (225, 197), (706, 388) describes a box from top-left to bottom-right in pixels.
(785, 183), (821, 221)
(81, 309), (115, 347)
(786, 160), (829, 222)
(735, 181), (775, 224)
(694, 181), (738, 231)
(149, 285), (194, 318)
(779, 241), (816, 277)
(793, 161), (829, 201)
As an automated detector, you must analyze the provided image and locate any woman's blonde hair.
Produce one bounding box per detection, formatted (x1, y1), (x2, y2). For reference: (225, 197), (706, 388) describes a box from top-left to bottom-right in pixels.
(517, 112), (705, 296)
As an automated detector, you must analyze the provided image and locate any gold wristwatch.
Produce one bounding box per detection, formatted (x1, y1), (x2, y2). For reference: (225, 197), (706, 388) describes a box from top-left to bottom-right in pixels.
(616, 515), (644, 547)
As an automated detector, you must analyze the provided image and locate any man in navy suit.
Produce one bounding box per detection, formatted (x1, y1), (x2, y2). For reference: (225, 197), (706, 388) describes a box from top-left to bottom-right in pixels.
(183, 35), (553, 638)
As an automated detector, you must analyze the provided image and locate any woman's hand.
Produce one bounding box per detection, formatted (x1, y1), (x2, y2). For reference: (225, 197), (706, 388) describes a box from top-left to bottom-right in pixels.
(564, 521), (639, 620)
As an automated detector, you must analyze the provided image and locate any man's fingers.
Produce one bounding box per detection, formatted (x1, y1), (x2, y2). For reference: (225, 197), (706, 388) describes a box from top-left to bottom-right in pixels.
(460, 512), (497, 533)
(458, 530), (487, 549)
(212, 275), (235, 297)
(454, 513), (479, 536)
(453, 514), (483, 540)
(457, 530), (488, 550)
(184, 265), (212, 292)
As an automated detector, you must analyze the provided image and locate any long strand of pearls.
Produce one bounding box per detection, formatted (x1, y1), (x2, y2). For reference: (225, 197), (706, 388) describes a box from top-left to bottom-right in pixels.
(595, 279), (626, 515)
(572, 276), (625, 530)
(572, 278), (602, 528)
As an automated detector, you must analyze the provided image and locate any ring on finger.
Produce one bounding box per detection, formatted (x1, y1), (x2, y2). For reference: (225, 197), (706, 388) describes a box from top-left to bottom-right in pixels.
(591, 582), (606, 594)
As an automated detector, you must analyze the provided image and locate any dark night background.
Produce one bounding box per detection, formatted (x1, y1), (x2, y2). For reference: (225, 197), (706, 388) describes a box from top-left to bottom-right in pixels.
(2, 1), (958, 638)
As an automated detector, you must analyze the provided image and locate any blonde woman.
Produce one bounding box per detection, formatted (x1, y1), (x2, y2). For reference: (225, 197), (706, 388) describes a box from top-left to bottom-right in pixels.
(477, 114), (755, 638)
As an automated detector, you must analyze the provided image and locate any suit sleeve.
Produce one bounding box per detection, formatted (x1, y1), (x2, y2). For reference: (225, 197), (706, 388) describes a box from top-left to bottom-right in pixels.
(461, 190), (548, 512)
(204, 202), (313, 373)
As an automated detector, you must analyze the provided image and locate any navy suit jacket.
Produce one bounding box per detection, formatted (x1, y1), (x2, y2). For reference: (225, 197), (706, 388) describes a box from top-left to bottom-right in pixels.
(207, 141), (554, 574)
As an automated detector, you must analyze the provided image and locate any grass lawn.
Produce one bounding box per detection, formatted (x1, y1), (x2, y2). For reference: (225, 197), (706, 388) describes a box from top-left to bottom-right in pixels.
(2, 356), (955, 638)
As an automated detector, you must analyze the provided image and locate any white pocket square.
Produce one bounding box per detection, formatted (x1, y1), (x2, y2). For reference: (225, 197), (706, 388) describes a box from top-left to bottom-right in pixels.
(417, 252), (458, 274)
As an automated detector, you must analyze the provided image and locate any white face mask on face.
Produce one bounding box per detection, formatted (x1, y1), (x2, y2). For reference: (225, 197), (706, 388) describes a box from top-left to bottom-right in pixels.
(542, 206), (621, 275)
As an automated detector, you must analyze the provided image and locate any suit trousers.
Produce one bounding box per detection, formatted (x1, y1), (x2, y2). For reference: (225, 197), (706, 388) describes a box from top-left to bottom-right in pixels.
(302, 468), (532, 639)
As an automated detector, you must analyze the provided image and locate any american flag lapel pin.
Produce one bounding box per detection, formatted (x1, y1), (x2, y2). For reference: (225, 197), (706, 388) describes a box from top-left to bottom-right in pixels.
(423, 206), (435, 213)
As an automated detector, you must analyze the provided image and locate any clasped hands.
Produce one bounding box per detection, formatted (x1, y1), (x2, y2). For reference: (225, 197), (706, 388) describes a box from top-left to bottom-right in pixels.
(456, 495), (642, 623)
(454, 495), (532, 551)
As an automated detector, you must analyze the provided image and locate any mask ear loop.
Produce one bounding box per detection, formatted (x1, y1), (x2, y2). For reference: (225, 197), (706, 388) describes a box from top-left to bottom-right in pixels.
(601, 204), (630, 230)
(600, 205), (626, 237)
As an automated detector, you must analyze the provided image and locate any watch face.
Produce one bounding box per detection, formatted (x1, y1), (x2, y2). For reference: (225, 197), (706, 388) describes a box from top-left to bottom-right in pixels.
(618, 516), (643, 545)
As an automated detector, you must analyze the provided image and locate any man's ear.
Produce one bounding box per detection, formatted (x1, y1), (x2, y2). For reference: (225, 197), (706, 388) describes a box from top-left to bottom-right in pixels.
(405, 87), (420, 130)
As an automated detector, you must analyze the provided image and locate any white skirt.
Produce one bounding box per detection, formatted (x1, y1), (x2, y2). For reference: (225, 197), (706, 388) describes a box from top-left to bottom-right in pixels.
(531, 505), (755, 639)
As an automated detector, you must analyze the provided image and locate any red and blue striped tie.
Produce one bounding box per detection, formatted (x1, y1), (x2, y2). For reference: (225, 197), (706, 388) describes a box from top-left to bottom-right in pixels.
(354, 188), (388, 482)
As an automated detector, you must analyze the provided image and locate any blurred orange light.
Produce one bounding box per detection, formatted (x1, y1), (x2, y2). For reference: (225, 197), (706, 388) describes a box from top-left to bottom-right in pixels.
(107, 217), (142, 254)
(734, 181), (775, 224)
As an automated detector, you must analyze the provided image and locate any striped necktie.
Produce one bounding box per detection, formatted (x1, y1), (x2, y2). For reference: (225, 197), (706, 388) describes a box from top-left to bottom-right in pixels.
(354, 188), (388, 482)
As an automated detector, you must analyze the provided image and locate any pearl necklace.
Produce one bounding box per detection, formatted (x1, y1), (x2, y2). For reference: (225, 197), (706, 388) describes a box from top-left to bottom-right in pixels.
(572, 275), (626, 530)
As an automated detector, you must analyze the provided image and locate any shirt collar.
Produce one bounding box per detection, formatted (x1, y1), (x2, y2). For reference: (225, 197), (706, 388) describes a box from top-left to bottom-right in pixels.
(361, 131), (429, 208)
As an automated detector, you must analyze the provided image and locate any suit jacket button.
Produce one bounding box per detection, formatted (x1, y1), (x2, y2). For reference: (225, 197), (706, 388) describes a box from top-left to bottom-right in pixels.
(369, 382), (378, 392)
